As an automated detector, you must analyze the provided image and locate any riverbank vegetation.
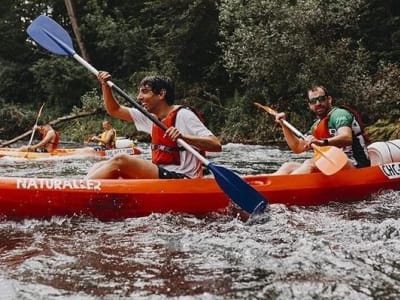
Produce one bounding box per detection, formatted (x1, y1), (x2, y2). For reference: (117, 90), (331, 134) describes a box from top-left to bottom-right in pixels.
(0, 0), (399, 145)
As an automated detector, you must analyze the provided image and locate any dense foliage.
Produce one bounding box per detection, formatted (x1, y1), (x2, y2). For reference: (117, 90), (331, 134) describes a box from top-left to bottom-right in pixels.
(0, 0), (399, 144)
(219, 0), (400, 141)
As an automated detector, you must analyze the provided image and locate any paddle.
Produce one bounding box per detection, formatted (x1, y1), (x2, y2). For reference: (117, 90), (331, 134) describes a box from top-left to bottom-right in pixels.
(27, 15), (268, 215)
(27, 103), (45, 147)
(254, 102), (348, 175)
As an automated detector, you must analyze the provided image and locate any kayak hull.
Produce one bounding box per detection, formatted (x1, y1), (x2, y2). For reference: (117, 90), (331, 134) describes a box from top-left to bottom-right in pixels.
(0, 146), (142, 159)
(1, 163), (400, 220)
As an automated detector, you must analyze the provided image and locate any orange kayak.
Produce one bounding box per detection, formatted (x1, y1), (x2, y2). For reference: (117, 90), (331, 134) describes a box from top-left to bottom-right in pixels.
(0, 146), (142, 159)
(0, 163), (399, 220)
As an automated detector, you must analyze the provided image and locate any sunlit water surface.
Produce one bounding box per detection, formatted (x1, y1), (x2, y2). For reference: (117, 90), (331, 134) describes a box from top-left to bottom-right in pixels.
(0, 143), (400, 299)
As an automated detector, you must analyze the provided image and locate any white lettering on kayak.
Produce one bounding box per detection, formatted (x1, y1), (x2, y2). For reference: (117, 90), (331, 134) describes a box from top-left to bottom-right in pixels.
(16, 178), (102, 191)
(105, 148), (134, 158)
(380, 163), (400, 178)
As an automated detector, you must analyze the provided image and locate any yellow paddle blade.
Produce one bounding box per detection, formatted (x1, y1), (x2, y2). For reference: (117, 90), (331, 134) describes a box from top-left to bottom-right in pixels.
(254, 102), (278, 116)
(312, 145), (348, 175)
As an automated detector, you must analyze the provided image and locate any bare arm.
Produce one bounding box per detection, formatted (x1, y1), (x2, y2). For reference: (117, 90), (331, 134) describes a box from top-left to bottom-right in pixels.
(275, 112), (308, 153)
(31, 130), (55, 150)
(98, 71), (133, 122)
(181, 134), (222, 152)
(280, 123), (309, 153)
(301, 126), (353, 148)
(165, 127), (222, 152)
(280, 120), (352, 152)
(323, 126), (352, 147)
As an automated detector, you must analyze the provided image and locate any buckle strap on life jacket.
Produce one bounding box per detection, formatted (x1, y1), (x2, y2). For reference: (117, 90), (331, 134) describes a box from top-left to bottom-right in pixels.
(151, 144), (185, 152)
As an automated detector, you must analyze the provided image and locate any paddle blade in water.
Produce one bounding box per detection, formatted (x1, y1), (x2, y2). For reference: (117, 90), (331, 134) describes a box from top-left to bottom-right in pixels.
(27, 15), (75, 56)
(313, 145), (348, 175)
(208, 163), (268, 214)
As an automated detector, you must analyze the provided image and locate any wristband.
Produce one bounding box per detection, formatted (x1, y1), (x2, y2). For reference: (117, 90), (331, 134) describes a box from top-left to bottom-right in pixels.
(322, 139), (329, 146)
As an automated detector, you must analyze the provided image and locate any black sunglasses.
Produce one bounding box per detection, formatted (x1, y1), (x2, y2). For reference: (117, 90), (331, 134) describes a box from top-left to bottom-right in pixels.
(308, 95), (328, 105)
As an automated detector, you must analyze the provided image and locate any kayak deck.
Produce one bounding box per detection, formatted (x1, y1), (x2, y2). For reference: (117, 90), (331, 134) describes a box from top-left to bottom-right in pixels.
(0, 163), (399, 220)
(0, 146), (142, 159)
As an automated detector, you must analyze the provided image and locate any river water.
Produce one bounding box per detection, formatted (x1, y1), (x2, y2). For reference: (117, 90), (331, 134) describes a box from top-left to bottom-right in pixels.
(0, 143), (400, 299)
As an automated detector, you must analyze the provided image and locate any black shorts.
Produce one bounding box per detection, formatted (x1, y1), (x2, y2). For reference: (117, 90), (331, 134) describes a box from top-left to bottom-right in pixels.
(158, 166), (188, 179)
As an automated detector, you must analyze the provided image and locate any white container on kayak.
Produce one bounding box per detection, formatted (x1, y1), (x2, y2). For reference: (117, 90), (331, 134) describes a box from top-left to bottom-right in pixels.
(368, 140), (400, 165)
(115, 138), (133, 149)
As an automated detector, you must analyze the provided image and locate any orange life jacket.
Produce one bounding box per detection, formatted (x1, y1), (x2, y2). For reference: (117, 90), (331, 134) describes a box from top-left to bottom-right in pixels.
(151, 106), (205, 165)
(312, 115), (330, 139)
(41, 129), (60, 151)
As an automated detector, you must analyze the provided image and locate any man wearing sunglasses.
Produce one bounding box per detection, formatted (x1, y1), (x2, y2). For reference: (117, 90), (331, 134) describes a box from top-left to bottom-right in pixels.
(274, 85), (370, 175)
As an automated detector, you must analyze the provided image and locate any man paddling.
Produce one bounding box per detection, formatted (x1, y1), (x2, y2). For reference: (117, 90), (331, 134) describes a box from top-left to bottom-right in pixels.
(89, 120), (116, 150)
(86, 72), (221, 179)
(273, 85), (370, 175)
(20, 124), (60, 153)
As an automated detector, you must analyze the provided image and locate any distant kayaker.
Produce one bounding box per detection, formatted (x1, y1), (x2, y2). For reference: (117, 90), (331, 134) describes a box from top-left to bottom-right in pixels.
(273, 85), (370, 175)
(86, 72), (221, 179)
(20, 124), (60, 152)
(89, 120), (116, 150)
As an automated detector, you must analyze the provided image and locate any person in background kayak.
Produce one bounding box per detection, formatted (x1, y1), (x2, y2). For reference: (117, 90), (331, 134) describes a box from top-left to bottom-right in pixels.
(89, 120), (116, 150)
(273, 85), (370, 175)
(86, 72), (221, 179)
(20, 124), (60, 153)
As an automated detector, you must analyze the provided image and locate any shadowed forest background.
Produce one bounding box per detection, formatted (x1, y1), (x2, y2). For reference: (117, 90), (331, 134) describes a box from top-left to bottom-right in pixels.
(1, 0), (400, 144)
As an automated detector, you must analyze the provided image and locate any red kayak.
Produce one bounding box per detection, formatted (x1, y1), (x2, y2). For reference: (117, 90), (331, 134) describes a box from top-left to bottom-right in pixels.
(0, 163), (399, 220)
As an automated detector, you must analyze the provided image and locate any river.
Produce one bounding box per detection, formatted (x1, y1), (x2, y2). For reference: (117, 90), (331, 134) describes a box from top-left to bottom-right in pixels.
(0, 143), (399, 299)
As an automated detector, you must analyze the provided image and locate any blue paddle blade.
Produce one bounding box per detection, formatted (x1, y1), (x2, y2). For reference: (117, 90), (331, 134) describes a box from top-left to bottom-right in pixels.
(27, 15), (75, 56)
(208, 162), (268, 214)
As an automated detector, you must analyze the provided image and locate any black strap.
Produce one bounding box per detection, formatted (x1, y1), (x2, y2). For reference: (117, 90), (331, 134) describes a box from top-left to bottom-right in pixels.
(151, 144), (185, 152)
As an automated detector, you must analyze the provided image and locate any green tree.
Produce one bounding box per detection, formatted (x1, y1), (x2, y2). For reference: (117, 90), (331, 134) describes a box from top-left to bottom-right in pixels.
(219, 0), (366, 100)
(139, 0), (230, 97)
(358, 0), (400, 68)
(0, 0), (41, 105)
(218, 0), (377, 138)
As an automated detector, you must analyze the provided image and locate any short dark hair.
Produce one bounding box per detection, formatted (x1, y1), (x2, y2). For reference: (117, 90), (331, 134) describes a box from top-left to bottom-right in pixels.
(306, 85), (329, 100)
(140, 75), (175, 105)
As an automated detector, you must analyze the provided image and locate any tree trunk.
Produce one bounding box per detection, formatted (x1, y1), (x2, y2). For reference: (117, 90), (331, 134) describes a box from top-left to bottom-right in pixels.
(0, 110), (102, 147)
(64, 0), (90, 61)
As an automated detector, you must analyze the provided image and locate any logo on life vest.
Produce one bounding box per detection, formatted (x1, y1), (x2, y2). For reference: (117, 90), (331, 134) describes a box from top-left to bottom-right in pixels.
(380, 162), (400, 179)
(16, 178), (102, 190)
